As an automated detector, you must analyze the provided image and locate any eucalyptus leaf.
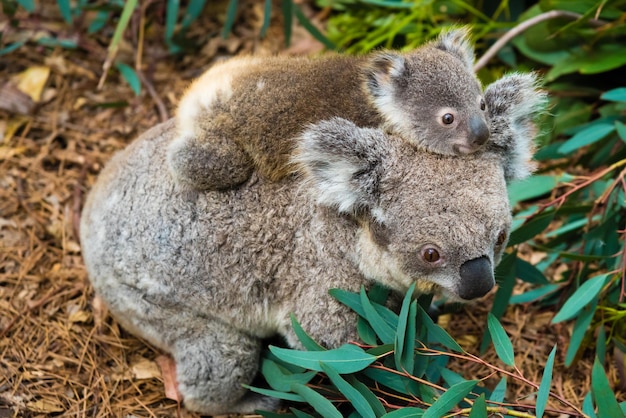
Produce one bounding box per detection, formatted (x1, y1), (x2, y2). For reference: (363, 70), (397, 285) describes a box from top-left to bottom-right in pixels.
(468, 394), (487, 418)
(509, 284), (561, 304)
(419, 306), (463, 353)
(488, 377), (506, 403)
(115, 62), (141, 96)
(290, 314), (325, 351)
(565, 299), (596, 367)
(261, 359), (317, 392)
(508, 211), (555, 246)
(558, 122), (615, 155)
(361, 287), (396, 344)
(395, 283), (416, 372)
(601, 87), (626, 103)
(269, 344), (376, 374)
(291, 383), (342, 418)
(423, 380), (477, 418)
(321, 363), (376, 418)
(536, 345), (557, 417)
(487, 314), (515, 367)
(582, 391), (597, 418)
(552, 273), (612, 323)
(381, 408), (424, 417)
(346, 375), (387, 417)
(243, 384), (305, 402)
(508, 175), (558, 206)
(591, 357), (623, 417)
(17, 0), (35, 12)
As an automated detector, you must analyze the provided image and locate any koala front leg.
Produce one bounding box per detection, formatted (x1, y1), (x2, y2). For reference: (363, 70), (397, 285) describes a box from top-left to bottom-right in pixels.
(172, 319), (280, 415)
(166, 129), (254, 191)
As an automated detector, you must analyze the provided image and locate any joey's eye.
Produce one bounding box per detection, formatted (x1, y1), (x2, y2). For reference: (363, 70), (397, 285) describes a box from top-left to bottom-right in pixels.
(442, 113), (454, 125)
(480, 99), (486, 111)
(496, 231), (507, 246)
(422, 247), (440, 263)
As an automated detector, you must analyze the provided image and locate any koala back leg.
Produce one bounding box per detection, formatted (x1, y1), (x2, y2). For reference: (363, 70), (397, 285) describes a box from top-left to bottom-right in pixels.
(166, 128), (253, 191)
(172, 319), (279, 415)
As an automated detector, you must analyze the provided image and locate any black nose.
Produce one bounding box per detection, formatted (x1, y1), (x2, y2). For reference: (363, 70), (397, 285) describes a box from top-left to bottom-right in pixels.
(469, 115), (490, 147)
(457, 256), (494, 300)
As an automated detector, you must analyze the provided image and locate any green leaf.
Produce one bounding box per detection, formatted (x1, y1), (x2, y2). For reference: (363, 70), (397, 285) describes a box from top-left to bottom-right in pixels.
(582, 391), (597, 418)
(509, 284), (561, 304)
(364, 368), (420, 396)
(294, 5), (336, 50)
(601, 88), (626, 103)
(115, 62), (141, 96)
(17, 0), (35, 12)
(591, 357), (623, 417)
(558, 122), (616, 155)
(423, 380), (477, 418)
(508, 175), (558, 206)
(346, 375), (386, 417)
(565, 299), (596, 367)
(109, 0), (138, 52)
(57, 0), (73, 24)
(243, 384), (305, 402)
(165, 0), (179, 50)
(515, 257), (549, 284)
(361, 287), (396, 344)
(488, 377), (506, 403)
(487, 314), (515, 367)
(180, 0), (206, 30)
(536, 345), (557, 417)
(0, 40), (27, 56)
(221, 0), (238, 38)
(261, 359), (317, 392)
(291, 383), (342, 418)
(616, 121), (626, 143)
(259, 0), (272, 38)
(596, 325), (607, 364)
(281, 0), (293, 46)
(291, 314), (325, 351)
(552, 273), (612, 323)
(395, 283), (416, 373)
(481, 251), (516, 353)
(508, 211), (555, 246)
(321, 363), (376, 418)
(419, 306), (463, 353)
(88, 10), (110, 34)
(381, 408), (424, 417)
(330, 288), (365, 317)
(269, 344), (376, 374)
(357, 317), (378, 345)
(468, 394), (487, 418)
(290, 408), (314, 418)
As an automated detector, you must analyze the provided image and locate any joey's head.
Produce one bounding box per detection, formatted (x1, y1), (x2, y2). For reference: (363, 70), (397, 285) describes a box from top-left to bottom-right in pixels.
(294, 98), (544, 300)
(364, 27), (489, 156)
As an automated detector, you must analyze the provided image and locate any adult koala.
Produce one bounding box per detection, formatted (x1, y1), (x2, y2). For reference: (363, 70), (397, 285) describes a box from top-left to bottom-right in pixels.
(80, 73), (545, 414)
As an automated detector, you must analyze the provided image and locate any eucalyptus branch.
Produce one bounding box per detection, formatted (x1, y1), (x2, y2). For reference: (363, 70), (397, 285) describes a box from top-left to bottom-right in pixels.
(475, 10), (607, 71)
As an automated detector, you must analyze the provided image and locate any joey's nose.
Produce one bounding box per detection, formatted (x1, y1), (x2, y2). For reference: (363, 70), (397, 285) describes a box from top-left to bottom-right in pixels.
(457, 256), (494, 300)
(469, 116), (490, 147)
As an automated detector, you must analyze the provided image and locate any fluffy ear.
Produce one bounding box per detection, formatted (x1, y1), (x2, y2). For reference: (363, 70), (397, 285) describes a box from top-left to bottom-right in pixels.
(431, 27), (475, 72)
(484, 72), (548, 182)
(293, 117), (389, 216)
(363, 52), (406, 103)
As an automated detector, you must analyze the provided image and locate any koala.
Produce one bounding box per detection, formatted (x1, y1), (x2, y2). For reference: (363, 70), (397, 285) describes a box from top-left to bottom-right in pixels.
(167, 27), (490, 191)
(80, 73), (546, 415)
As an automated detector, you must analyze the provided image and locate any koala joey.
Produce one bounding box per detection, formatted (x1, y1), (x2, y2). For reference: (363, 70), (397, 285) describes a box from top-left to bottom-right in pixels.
(167, 27), (490, 191)
(80, 73), (545, 415)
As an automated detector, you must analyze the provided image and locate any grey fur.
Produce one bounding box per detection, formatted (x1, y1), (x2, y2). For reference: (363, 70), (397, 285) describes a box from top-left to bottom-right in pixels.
(80, 76), (545, 414)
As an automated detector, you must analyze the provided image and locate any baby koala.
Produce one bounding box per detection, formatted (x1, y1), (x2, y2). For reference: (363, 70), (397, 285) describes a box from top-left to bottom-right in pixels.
(168, 27), (490, 190)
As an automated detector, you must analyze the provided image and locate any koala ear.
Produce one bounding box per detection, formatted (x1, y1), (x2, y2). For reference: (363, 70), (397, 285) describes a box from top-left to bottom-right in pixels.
(363, 52), (406, 102)
(484, 72), (548, 182)
(293, 117), (389, 216)
(431, 27), (475, 72)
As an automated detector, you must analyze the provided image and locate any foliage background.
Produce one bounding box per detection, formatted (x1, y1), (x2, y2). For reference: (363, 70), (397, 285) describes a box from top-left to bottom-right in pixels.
(0, 0), (625, 416)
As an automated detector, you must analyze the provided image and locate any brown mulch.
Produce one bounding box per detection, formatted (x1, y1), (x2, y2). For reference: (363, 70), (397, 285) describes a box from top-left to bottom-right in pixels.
(0, 2), (623, 417)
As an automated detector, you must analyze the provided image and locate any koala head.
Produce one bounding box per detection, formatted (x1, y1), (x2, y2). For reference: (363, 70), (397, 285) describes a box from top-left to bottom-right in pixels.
(364, 27), (490, 157)
(294, 74), (545, 300)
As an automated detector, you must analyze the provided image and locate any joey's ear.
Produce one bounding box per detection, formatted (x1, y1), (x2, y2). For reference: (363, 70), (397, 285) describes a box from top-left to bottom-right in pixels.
(484, 72), (548, 182)
(364, 52), (406, 101)
(431, 27), (475, 72)
(293, 117), (389, 216)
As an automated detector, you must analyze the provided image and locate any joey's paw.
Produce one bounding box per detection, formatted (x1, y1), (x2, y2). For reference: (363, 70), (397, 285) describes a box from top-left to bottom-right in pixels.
(167, 134), (254, 191)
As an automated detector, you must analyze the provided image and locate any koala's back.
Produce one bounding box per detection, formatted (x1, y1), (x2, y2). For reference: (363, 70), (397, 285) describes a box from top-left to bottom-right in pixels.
(80, 120), (313, 337)
(181, 55), (382, 179)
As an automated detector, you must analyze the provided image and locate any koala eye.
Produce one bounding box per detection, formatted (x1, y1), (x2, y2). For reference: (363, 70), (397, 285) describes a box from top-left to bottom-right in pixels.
(441, 113), (454, 125)
(480, 98), (486, 111)
(496, 230), (507, 246)
(422, 247), (441, 263)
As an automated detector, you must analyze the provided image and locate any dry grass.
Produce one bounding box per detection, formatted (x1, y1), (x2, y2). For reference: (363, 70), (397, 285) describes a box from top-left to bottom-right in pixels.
(0, 2), (622, 417)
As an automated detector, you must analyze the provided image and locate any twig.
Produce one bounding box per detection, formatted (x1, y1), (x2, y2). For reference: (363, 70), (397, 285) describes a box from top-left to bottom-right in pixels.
(475, 10), (607, 71)
(137, 69), (169, 122)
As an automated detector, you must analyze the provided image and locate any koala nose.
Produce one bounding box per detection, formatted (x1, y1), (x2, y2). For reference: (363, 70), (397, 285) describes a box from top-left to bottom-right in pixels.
(469, 115), (490, 147)
(457, 256), (495, 300)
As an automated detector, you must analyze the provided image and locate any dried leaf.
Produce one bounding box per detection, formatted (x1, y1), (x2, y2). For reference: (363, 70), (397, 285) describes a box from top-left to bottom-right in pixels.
(12, 66), (50, 102)
(131, 357), (161, 380)
(0, 83), (35, 114)
(27, 399), (64, 413)
(155, 354), (181, 401)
